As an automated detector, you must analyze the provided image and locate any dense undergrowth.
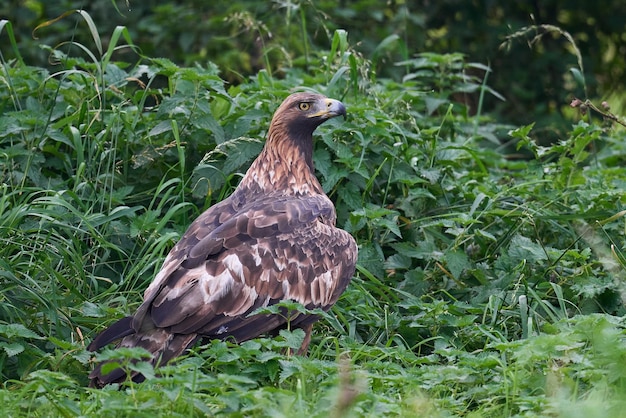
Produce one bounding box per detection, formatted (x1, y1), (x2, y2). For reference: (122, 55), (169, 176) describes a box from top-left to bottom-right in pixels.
(1, 9), (626, 418)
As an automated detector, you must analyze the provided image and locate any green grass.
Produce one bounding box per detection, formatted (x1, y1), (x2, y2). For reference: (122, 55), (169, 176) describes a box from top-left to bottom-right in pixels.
(2, 9), (626, 417)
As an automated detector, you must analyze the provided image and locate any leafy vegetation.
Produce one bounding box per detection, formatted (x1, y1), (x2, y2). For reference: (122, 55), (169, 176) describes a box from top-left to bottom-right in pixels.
(4, 0), (626, 135)
(2, 5), (626, 417)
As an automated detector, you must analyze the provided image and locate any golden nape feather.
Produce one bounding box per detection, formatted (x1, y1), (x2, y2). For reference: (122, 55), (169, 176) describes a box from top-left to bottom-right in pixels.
(87, 92), (357, 387)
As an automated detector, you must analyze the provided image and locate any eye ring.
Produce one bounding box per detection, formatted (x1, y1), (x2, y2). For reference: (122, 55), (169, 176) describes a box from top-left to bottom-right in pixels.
(298, 102), (310, 111)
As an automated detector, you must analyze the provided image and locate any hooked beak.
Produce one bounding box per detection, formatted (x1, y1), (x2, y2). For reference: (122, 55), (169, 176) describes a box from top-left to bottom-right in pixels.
(309, 98), (347, 120)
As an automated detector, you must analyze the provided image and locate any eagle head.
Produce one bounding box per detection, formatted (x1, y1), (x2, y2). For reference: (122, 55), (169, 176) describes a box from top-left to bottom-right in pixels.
(270, 92), (347, 140)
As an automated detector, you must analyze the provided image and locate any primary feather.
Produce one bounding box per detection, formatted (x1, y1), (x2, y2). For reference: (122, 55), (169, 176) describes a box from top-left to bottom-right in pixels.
(88, 93), (357, 387)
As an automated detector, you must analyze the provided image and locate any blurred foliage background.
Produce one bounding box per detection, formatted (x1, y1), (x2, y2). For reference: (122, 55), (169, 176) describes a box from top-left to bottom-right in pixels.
(2, 0), (625, 140)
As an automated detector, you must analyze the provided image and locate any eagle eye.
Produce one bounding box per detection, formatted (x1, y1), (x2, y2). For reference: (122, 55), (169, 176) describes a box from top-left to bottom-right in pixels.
(298, 102), (311, 111)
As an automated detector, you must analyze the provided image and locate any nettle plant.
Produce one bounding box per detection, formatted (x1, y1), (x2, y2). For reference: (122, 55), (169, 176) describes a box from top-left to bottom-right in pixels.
(1, 10), (505, 375)
(1, 11), (625, 410)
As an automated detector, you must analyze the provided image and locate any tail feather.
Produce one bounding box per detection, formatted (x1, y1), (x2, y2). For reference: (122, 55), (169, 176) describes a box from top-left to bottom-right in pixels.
(87, 316), (134, 351)
(88, 318), (198, 388)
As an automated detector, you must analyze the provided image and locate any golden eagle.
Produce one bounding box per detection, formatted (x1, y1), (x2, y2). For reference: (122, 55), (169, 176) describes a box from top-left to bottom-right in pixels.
(88, 92), (358, 387)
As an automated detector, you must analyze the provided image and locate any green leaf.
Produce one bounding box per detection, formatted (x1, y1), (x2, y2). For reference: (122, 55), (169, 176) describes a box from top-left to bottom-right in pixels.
(329, 29), (348, 59)
(444, 249), (470, 280)
(0, 342), (25, 357)
(508, 235), (547, 263)
(277, 328), (305, 351)
(475, 229), (497, 241)
(570, 67), (586, 89)
(0, 323), (43, 339)
(425, 97), (449, 115)
(148, 120), (173, 137)
(129, 361), (156, 381)
(0, 19), (24, 65)
(373, 34), (400, 60)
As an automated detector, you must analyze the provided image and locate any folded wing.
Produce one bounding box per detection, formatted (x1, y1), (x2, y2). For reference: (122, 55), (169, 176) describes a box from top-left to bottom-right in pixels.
(138, 193), (356, 338)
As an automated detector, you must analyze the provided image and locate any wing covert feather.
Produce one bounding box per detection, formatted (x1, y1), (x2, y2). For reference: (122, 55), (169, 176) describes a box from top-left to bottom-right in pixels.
(142, 194), (356, 336)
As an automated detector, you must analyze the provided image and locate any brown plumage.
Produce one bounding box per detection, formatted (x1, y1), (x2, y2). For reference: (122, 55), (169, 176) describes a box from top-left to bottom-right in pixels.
(88, 92), (357, 387)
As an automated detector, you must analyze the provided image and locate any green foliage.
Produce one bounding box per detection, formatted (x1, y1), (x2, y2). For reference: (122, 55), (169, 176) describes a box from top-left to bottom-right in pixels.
(1, 7), (626, 417)
(4, 0), (626, 136)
